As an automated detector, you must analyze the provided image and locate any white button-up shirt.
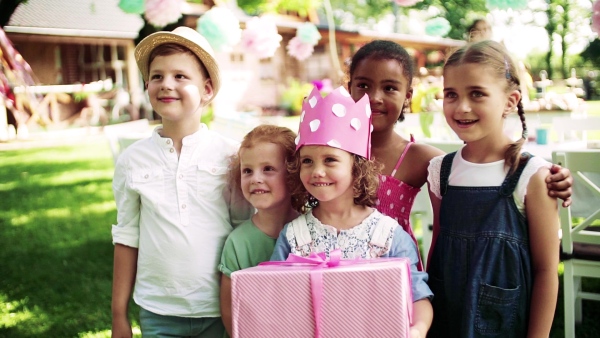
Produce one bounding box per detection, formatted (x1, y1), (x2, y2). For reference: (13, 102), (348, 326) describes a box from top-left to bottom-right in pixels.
(112, 125), (253, 317)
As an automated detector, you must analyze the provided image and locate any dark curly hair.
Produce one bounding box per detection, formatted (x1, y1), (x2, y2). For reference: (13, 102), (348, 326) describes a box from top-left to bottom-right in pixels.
(287, 149), (382, 213)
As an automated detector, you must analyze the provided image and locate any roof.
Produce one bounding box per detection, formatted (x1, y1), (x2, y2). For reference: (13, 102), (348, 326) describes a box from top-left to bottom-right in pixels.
(4, 0), (144, 39)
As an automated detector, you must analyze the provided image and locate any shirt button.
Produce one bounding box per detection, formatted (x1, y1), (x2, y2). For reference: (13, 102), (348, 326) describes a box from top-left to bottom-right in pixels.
(178, 174), (183, 179)
(211, 168), (216, 173)
(166, 140), (171, 145)
(181, 204), (186, 209)
(170, 148), (174, 153)
(144, 174), (149, 179)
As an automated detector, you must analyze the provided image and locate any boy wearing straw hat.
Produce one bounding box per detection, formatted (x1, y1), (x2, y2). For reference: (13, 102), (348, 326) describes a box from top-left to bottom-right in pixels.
(111, 26), (252, 338)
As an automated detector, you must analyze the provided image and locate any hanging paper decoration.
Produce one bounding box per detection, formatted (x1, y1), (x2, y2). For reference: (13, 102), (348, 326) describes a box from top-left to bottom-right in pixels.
(287, 22), (321, 61)
(144, 0), (184, 28)
(118, 0), (145, 14)
(425, 17), (451, 37)
(197, 7), (242, 53)
(485, 0), (528, 10)
(593, 0), (600, 36)
(240, 16), (282, 59)
(393, 0), (422, 6)
(296, 22), (321, 45)
(287, 37), (315, 61)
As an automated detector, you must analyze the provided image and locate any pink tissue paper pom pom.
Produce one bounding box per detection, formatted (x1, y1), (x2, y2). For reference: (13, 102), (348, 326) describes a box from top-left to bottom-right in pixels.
(287, 37), (315, 61)
(594, 1), (600, 36)
(240, 17), (282, 59)
(144, 0), (184, 28)
(394, 0), (422, 6)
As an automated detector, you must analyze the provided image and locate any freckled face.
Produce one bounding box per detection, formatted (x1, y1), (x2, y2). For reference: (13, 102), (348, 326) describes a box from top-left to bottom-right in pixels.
(239, 142), (290, 211)
(349, 58), (411, 134)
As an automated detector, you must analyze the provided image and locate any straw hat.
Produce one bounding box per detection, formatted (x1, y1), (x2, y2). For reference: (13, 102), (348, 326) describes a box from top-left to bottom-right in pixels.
(135, 26), (220, 101)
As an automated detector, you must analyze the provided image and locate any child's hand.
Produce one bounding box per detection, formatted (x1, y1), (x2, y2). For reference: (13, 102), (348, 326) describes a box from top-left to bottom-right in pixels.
(546, 164), (573, 207)
(111, 316), (133, 338)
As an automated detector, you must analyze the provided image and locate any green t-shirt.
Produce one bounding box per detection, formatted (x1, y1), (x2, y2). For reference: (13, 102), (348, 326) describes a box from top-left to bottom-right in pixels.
(218, 218), (278, 277)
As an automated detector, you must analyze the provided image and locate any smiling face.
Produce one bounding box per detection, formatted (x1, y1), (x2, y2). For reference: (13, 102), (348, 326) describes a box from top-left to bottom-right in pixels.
(146, 52), (213, 125)
(239, 141), (290, 211)
(349, 58), (412, 134)
(299, 145), (355, 206)
(443, 63), (519, 144)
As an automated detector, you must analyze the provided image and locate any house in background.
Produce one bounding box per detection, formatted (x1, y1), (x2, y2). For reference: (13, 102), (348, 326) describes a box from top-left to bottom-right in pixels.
(4, 0), (144, 124)
(180, 5), (465, 118)
(2, 0), (464, 129)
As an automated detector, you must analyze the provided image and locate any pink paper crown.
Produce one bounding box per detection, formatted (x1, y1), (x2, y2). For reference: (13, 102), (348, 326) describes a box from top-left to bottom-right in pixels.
(295, 86), (372, 158)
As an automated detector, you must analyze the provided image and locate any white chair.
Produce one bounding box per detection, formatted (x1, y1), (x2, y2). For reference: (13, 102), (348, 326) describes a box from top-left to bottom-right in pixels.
(410, 187), (434, 269)
(552, 116), (600, 142)
(103, 119), (151, 164)
(552, 150), (600, 338)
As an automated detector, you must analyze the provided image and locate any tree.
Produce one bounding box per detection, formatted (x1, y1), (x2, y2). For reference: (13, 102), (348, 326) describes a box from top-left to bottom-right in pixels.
(0, 0), (28, 28)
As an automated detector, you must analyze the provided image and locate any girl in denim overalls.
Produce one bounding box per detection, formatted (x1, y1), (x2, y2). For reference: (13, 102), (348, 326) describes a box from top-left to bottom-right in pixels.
(426, 40), (560, 337)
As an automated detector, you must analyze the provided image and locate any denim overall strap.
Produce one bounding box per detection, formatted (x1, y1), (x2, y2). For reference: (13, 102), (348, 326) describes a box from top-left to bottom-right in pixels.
(439, 152), (457, 197)
(499, 152), (533, 197)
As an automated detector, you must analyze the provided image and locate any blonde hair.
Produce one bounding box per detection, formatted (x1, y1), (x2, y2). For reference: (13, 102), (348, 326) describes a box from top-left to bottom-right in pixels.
(287, 150), (382, 213)
(444, 40), (527, 174)
(229, 124), (297, 193)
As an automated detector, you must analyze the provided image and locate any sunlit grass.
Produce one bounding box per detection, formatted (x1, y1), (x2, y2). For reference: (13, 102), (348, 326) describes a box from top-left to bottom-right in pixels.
(0, 140), (140, 337)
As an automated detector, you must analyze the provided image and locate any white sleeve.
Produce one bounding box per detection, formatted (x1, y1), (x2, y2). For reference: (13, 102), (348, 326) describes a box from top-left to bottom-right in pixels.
(427, 155), (445, 199)
(111, 153), (141, 248)
(514, 156), (552, 210)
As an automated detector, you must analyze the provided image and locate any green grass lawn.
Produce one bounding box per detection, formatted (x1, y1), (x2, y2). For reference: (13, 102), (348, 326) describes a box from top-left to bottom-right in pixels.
(1, 133), (600, 337)
(0, 140), (140, 337)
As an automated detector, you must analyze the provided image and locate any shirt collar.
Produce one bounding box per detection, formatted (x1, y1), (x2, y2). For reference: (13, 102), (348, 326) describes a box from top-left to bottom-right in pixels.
(151, 124), (208, 148)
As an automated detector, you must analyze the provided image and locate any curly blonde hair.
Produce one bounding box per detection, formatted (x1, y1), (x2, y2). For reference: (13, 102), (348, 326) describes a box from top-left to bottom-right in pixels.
(287, 150), (382, 213)
(228, 124), (297, 194)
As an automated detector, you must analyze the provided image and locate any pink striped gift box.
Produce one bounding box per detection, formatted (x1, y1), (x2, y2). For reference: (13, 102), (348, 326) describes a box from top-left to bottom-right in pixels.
(231, 258), (412, 338)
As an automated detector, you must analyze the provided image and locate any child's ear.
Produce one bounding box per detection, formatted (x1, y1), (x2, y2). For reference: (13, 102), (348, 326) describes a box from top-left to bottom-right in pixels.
(201, 79), (214, 104)
(145, 82), (148, 90)
(505, 89), (521, 112)
(406, 87), (414, 101)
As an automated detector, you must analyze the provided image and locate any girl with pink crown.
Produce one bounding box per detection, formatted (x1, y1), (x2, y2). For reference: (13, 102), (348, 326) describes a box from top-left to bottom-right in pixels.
(270, 86), (433, 337)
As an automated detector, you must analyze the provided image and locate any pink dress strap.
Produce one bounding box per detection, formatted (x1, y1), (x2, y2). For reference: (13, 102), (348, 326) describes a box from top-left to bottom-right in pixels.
(390, 137), (415, 177)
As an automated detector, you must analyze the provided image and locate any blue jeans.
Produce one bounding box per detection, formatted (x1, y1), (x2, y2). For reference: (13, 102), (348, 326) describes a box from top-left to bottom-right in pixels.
(139, 307), (225, 338)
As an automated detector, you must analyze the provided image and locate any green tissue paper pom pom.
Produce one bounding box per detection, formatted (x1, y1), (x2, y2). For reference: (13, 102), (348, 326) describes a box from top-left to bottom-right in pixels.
(486, 0), (528, 10)
(118, 0), (145, 14)
(297, 23), (321, 45)
(425, 17), (451, 37)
